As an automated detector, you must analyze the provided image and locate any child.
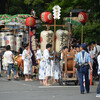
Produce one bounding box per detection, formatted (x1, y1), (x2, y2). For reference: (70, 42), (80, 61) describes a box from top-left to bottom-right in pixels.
(54, 53), (61, 82)
(61, 46), (68, 72)
(36, 45), (42, 61)
(36, 45), (42, 82)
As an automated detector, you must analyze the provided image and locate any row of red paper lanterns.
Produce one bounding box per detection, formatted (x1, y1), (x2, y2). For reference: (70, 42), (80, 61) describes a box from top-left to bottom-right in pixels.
(25, 11), (88, 27)
(25, 12), (53, 27)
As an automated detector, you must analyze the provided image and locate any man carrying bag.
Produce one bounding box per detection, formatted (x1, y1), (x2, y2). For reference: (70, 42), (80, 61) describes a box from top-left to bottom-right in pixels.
(74, 44), (93, 94)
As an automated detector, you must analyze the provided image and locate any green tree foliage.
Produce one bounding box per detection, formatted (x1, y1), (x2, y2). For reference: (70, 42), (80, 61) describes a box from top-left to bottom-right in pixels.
(1, 0), (100, 42)
(73, 21), (100, 43)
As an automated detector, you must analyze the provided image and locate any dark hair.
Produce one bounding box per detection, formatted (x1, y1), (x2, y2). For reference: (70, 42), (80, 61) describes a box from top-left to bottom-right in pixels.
(97, 41), (100, 45)
(37, 44), (40, 48)
(76, 45), (80, 48)
(6, 45), (11, 50)
(87, 42), (91, 46)
(63, 46), (68, 50)
(91, 41), (96, 45)
(19, 47), (23, 54)
(46, 44), (52, 49)
(23, 43), (29, 48)
(71, 45), (75, 49)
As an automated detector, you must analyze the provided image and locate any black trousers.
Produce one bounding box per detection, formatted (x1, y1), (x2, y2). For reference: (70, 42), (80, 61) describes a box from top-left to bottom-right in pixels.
(93, 58), (98, 77)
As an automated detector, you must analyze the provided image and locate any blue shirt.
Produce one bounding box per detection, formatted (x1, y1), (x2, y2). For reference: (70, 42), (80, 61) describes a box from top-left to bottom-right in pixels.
(75, 50), (91, 64)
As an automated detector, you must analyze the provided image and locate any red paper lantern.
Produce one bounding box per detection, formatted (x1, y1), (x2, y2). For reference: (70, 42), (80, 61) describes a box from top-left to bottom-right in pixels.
(78, 12), (87, 23)
(25, 17), (35, 27)
(41, 12), (52, 23)
(49, 16), (53, 24)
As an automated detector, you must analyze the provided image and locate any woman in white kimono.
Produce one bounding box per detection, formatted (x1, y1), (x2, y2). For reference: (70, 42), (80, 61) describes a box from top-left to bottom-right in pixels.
(35, 45), (43, 83)
(43, 44), (52, 86)
(54, 54), (61, 81)
(39, 59), (46, 84)
(22, 43), (33, 81)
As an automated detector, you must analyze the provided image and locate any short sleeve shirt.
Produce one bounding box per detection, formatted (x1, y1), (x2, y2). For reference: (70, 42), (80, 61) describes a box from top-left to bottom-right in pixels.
(4, 51), (14, 64)
(75, 50), (91, 64)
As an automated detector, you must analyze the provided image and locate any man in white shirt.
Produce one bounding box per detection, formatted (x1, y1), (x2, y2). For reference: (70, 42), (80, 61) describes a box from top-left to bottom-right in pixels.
(96, 52), (100, 98)
(92, 42), (100, 58)
(3, 45), (17, 80)
(92, 41), (100, 79)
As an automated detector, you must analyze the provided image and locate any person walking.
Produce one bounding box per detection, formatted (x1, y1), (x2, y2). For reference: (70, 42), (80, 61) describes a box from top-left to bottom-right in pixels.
(3, 45), (17, 80)
(96, 52), (100, 98)
(92, 41), (100, 79)
(74, 44), (93, 94)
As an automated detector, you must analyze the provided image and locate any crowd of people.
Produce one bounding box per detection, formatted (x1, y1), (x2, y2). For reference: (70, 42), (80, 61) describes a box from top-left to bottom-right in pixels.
(0, 40), (100, 98)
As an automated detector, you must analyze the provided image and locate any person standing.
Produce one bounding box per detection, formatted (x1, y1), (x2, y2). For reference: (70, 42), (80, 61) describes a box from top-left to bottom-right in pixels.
(36, 45), (42, 64)
(43, 44), (52, 86)
(61, 46), (68, 72)
(31, 9), (36, 17)
(96, 52), (100, 98)
(2, 48), (8, 74)
(54, 53), (61, 82)
(74, 44), (93, 94)
(3, 45), (17, 80)
(0, 50), (2, 77)
(22, 43), (33, 81)
(35, 45), (42, 80)
(92, 41), (100, 79)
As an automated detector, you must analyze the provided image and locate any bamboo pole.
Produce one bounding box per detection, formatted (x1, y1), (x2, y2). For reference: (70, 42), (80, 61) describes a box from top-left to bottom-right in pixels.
(53, 19), (56, 84)
(28, 26), (31, 79)
(81, 24), (83, 44)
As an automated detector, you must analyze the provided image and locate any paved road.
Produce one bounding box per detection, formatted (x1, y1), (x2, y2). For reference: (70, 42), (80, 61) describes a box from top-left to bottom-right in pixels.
(0, 75), (99, 100)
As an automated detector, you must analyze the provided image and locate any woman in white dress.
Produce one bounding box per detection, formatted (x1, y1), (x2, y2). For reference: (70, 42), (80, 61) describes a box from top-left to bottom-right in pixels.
(22, 43), (33, 81)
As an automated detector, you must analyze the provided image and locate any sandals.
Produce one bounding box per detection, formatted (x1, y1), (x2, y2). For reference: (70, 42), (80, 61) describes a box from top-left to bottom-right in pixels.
(8, 79), (11, 81)
(25, 79), (29, 81)
(25, 79), (33, 81)
(29, 79), (33, 81)
(44, 83), (52, 86)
